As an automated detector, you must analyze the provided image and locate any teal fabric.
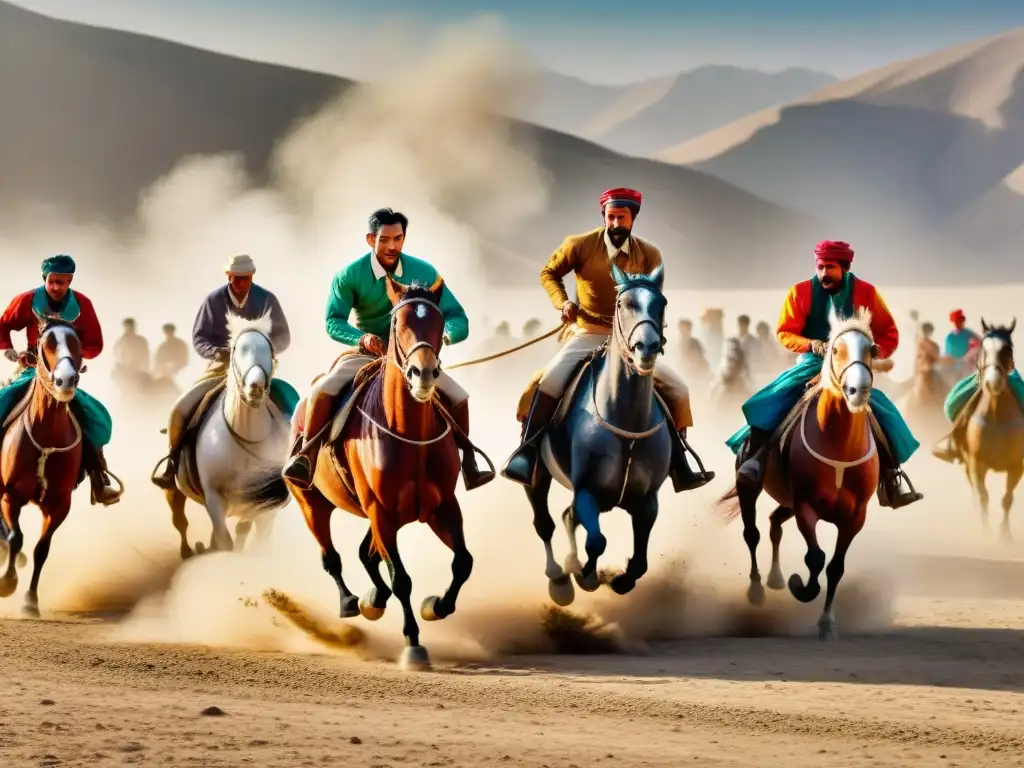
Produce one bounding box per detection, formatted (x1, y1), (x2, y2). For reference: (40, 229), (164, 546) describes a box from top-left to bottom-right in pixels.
(725, 352), (920, 465)
(269, 378), (300, 418)
(0, 367), (112, 447)
(944, 329), (978, 360)
(943, 369), (1024, 422)
(31, 286), (80, 322)
(806, 274), (855, 341)
(41, 254), (76, 275)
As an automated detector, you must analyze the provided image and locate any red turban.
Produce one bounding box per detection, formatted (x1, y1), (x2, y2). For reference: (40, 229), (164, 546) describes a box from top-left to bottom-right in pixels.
(950, 309), (966, 324)
(814, 240), (854, 265)
(600, 188), (642, 211)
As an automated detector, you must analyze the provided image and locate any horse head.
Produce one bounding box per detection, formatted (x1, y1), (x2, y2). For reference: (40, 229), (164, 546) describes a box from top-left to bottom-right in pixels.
(226, 312), (276, 407)
(610, 263), (667, 376)
(978, 317), (1016, 396)
(385, 275), (446, 404)
(823, 307), (881, 413)
(33, 315), (84, 404)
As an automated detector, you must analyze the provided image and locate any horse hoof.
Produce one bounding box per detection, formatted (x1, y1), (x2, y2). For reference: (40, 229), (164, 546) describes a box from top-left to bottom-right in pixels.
(15, 552), (27, 569)
(180, 546), (194, 561)
(574, 570), (600, 592)
(420, 596), (445, 622)
(359, 598), (385, 621)
(339, 595), (360, 619)
(399, 644), (431, 672)
(788, 574), (819, 603)
(563, 554), (583, 575)
(766, 568), (785, 590)
(747, 580), (766, 606)
(547, 576), (575, 606)
(0, 577), (18, 598)
(818, 621), (839, 641)
(195, 542), (206, 555)
(21, 602), (39, 619)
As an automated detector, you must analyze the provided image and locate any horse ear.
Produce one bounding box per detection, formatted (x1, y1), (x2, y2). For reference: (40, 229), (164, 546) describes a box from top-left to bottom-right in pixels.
(827, 304), (840, 330)
(981, 318), (990, 334)
(1010, 318), (1017, 335)
(428, 274), (445, 304)
(385, 275), (406, 306)
(610, 263), (628, 287)
(648, 263), (664, 291)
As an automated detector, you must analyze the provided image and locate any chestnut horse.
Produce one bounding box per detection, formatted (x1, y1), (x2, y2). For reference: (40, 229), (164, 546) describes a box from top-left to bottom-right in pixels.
(719, 309), (891, 640)
(0, 319), (86, 617)
(239, 278), (472, 670)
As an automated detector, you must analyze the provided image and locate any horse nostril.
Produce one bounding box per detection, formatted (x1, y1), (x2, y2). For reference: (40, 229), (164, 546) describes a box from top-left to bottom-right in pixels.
(410, 366), (420, 378)
(847, 386), (858, 396)
(432, 368), (440, 379)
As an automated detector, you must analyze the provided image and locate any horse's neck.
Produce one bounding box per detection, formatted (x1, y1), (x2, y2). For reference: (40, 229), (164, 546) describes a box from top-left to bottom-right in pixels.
(27, 378), (73, 435)
(979, 387), (1024, 423)
(382, 360), (437, 437)
(812, 388), (871, 459)
(223, 382), (275, 439)
(595, 337), (656, 429)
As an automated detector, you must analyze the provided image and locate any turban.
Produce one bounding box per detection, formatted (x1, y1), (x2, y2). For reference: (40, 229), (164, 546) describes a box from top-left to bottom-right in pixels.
(949, 309), (966, 324)
(599, 187), (642, 211)
(814, 240), (854, 265)
(41, 254), (76, 276)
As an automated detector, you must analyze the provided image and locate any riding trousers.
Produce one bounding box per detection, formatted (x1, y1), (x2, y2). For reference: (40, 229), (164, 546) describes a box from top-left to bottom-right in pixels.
(537, 327), (693, 429)
(0, 367), (112, 448)
(310, 349), (469, 405)
(724, 352), (920, 465)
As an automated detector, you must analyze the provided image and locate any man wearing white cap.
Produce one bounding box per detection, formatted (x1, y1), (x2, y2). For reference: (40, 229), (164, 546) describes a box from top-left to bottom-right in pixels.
(152, 254), (297, 490)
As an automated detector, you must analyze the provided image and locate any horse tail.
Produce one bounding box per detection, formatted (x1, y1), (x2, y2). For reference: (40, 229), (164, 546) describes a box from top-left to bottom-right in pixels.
(716, 484), (742, 523)
(235, 464), (291, 513)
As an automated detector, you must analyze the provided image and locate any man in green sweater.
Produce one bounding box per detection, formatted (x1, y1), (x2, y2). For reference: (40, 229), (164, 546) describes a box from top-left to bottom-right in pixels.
(283, 207), (494, 491)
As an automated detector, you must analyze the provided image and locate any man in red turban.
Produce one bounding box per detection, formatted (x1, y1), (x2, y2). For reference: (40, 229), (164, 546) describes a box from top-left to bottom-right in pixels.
(943, 308), (979, 377)
(725, 240), (924, 509)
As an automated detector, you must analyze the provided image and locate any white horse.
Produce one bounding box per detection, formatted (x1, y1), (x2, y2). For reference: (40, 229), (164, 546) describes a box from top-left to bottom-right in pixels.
(162, 313), (289, 558)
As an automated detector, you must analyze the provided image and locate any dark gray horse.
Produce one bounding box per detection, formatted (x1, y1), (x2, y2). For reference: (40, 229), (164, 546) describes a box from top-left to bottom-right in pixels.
(525, 264), (672, 606)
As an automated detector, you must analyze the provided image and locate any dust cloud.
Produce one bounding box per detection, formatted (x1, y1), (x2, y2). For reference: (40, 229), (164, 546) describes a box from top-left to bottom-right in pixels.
(0, 18), (1021, 661)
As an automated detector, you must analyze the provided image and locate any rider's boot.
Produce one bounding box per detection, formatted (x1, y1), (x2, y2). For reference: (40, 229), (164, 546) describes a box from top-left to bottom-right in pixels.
(501, 390), (560, 487)
(877, 453), (924, 509)
(152, 446), (179, 491)
(737, 426), (773, 488)
(282, 391), (338, 490)
(87, 446), (123, 506)
(651, 395), (715, 492)
(449, 399), (495, 491)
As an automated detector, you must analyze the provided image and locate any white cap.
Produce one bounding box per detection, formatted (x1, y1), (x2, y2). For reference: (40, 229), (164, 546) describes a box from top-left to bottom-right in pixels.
(224, 254), (255, 275)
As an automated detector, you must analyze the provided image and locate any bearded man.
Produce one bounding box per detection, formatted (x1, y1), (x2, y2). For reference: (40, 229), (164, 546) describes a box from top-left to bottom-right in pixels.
(501, 187), (714, 492)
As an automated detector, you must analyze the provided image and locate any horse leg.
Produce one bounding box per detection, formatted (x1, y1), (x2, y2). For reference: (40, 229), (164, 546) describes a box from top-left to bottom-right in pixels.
(23, 499), (71, 618)
(0, 495), (24, 598)
(528, 466), (573, 606)
(967, 459), (990, 534)
(357, 528), (391, 621)
(0, 497), (26, 570)
(739, 483), (765, 606)
(1001, 465), (1022, 543)
(252, 512), (276, 551)
(787, 501), (826, 604)
(295, 488), (358, 618)
(234, 520), (253, 551)
(420, 495), (474, 621)
(818, 507), (867, 641)
(561, 505), (582, 576)
(608, 492), (658, 595)
(374, 519), (430, 671)
(767, 506), (794, 590)
(572, 489), (605, 593)
(203, 491), (234, 553)
(165, 487), (193, 560)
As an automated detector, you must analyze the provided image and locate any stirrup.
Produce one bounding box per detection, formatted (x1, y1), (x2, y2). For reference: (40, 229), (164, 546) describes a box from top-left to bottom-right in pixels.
(91, 470), (125, 507)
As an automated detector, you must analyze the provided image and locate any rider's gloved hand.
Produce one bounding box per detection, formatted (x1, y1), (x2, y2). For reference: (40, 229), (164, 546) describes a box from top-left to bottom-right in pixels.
(560, 301), (578, 325)
(810, 340), (827, 357)
(214, 347), (230, 364)
(359, 334), (387, 357)
(3, 349), (19, 363)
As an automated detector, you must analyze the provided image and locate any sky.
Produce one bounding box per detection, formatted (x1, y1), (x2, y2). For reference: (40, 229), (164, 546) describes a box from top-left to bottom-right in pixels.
(10, 0), (1024, 83)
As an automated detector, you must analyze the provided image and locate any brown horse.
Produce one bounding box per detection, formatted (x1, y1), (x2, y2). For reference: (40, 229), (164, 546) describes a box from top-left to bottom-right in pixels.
(958, 321), (1024, 541)
(720, 309), (890, 640)
(0, 319), (86, 617)
(239, 277), (472, 670)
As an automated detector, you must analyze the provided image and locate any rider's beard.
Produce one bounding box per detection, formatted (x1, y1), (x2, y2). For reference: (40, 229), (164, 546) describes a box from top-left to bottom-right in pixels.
(820, 277), (841, 293)
(606, 226), (630, 248)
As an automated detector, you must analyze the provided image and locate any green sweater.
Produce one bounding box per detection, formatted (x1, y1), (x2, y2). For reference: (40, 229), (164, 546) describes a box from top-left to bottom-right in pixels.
(325, 253), (470, 347)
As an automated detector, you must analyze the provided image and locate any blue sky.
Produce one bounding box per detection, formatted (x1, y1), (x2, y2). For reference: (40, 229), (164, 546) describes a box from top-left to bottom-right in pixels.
(13, 0), (1024, 82)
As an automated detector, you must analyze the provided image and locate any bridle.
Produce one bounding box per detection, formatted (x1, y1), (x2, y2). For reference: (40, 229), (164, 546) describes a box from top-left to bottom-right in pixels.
(612, 283), (665, 375)
(34, 323), (82, 398)
(229, 329), (277, 407)
(389, 295), (444, 381)
(978, 332), (1013, 389)
(825, 327), (874, 398)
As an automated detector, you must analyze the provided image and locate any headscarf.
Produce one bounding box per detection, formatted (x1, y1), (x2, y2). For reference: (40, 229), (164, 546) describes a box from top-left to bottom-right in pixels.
(42, 254), (76, 276)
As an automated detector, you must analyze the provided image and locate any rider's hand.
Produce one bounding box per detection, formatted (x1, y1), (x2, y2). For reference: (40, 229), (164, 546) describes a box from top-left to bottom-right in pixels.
(3, 349), (18, 363)
(560, 301), (578, 325)
(214, 348), (230, 363)
(810, 340), (827, 357)
(359, 334), (387, 357)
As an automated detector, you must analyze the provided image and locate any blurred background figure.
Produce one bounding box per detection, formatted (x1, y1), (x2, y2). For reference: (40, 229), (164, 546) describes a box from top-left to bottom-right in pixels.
(945, 309), (980, 379)
(700, 308), (724, 370)
(112, 317), (151, 394)
(153, 322), (189, 385)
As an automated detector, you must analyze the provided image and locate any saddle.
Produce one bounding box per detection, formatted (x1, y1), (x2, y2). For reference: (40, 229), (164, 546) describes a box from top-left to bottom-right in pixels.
(175, 380), (228, 500)
(517, 344), (606, 426)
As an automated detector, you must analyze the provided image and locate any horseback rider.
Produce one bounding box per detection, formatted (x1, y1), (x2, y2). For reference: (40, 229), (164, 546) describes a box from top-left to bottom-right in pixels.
(0, 255), (123, 505)
(502, 187), (715, 492)
(151, 254), (296, 491)
(113, 317), (151, 383)
(280, 207), (494, 492)
(153, 322), (189, 381)
(724, 240), (924, 509)
(945, 309), (980, 379)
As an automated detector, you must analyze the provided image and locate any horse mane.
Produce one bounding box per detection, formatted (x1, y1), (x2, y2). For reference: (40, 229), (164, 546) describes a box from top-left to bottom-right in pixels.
(613, 272), (663, 295)
(226, 311), (273, 348)
(828, 308), (874, 344)
(983, 324), (1015, 346)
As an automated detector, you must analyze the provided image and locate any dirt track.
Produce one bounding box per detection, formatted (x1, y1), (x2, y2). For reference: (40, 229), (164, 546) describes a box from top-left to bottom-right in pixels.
(1, 586), (1022, 768)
